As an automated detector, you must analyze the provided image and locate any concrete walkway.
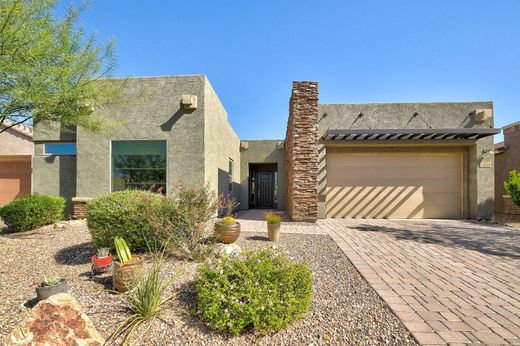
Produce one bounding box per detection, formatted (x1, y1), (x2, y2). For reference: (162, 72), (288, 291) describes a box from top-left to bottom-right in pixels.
(236, 212), (520, 345)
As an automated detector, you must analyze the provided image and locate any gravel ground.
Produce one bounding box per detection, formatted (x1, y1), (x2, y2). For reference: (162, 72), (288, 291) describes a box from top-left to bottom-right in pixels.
(0, 221), (417, 345)
(495, 213), (520, 230)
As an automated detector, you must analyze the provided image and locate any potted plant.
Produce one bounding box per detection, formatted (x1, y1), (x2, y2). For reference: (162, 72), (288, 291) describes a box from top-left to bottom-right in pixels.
(36, 275), (69, 301)
(91, 247), (113, 274)
(113, 237), (145, 292)
(265, 212), (282, 241)
(214, 194), (240, 244)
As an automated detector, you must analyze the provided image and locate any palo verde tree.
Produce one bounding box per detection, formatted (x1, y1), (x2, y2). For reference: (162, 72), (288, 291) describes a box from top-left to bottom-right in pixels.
(0, 0), (122, 134)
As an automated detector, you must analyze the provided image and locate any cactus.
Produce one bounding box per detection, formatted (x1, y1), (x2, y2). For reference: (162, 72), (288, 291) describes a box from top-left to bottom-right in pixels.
(41, 275), (61, 287)
(221, 216), (236, 225)
(97, 247), (110, 258)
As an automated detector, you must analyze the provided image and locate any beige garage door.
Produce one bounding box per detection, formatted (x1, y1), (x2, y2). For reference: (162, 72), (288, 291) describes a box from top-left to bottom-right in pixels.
(325, 152), (462, 219)
(0, 157), (32, 206)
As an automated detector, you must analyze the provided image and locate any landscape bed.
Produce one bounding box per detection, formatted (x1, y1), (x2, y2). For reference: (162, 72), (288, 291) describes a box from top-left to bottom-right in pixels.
(0, 221), (417, 345)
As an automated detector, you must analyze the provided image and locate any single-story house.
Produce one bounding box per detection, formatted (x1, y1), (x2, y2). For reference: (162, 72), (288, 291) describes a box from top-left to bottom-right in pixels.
(0, 120), (33, 206)
(494, 121), (520, 216)
(33, 75), (499, 220)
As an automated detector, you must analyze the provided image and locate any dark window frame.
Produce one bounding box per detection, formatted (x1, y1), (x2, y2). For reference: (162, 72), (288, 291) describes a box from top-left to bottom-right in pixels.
(228, 158), (234, 192)
(111, 140), (167, 194)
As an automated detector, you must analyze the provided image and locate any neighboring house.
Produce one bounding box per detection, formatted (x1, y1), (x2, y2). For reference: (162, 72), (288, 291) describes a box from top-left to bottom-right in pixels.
(33, 75), (499, 220)
(0, 120), (33, 206)
(494, 121), (520, 216)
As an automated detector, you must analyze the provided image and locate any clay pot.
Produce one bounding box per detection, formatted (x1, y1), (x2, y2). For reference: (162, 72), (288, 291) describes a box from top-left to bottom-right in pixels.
(113, 255), (145, 292)
(215, 222), (241, 244)
(267, 223), (281, 241)
(36, 279), (69, 301)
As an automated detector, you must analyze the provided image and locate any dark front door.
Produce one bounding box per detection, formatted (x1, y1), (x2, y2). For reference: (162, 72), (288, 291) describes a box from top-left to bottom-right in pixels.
(257, 172), (274, 208)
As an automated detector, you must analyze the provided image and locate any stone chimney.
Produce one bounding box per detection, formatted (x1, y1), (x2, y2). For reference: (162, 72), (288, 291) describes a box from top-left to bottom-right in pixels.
(285, 81), (319, 222)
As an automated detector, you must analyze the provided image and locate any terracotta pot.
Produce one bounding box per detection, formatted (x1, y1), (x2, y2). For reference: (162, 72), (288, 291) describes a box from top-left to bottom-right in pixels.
(36, 279), (69, 301)
(113, 255), (145, 292)
(215, 222), (241, 244)
(267, 223), (281, 241)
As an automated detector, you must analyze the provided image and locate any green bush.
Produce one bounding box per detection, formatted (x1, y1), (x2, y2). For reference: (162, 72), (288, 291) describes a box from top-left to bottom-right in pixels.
(87, 185), (217, 257)
(87, 190), (164, 252)
(505, 170), (520, 207)
(195, 249), (313, 335)
(0, 194), (65, 232)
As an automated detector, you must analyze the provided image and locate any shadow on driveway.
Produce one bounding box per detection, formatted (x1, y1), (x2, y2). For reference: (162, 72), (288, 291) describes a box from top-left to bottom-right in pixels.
(352, 221), (520, 259)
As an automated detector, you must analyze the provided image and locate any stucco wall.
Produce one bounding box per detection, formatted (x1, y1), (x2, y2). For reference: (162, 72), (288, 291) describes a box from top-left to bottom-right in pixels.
(0, 128), (33, 156)
(32, 143), (77, 215)
(495, 121), (520, 214)
(203, 78), (241, 201)
(33, 123), (77, 215)
(239, 140), (286, 210)
(76, 75), (206, 198)
(317, 102), (496, 220)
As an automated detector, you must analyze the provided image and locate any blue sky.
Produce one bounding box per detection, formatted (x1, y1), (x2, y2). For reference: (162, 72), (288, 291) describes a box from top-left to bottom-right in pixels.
(64, 0), (519, 142)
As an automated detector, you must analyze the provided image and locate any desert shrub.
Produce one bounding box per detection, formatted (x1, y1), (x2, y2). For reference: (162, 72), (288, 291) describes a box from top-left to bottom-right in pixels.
(87, 190), (164, 252)
(265, 212), (282, 224)
(0, 194), (64, 232)
(88, 185), (217, 258)
(505, 170), (520, 207)
(195, 249), (313, 335)
(152, 184), (217, 260)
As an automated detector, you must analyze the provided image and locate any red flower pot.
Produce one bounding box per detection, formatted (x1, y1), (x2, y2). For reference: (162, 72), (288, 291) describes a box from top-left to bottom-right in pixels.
(91, 253), (113, 274)
(92, 253), (113, 266)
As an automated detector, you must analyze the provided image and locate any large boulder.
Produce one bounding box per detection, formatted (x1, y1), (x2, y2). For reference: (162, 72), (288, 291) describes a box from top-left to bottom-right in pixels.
(5, 293), (104, 346)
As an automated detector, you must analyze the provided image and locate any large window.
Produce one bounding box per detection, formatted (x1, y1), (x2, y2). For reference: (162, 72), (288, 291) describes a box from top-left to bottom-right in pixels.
(111, 140), (167, 194)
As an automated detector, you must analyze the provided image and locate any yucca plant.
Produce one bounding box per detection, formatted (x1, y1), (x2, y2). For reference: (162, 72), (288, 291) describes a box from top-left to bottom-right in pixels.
(115, 237), (132, 264)
(107, 258), (178, 345)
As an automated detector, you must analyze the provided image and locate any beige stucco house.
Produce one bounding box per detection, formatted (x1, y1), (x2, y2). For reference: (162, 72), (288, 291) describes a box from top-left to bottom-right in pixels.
(32, 75), (499, 220)
(0, 120), (33, 206)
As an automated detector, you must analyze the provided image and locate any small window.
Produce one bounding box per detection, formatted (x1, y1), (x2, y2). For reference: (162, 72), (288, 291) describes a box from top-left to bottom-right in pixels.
(44, 143), (77, 155)
(228, 158), (234, 191)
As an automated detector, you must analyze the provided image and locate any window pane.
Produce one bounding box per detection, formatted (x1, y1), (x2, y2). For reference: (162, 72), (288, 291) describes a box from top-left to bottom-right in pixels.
(112, 140), (166, 194)
(44, 143), (76, 155)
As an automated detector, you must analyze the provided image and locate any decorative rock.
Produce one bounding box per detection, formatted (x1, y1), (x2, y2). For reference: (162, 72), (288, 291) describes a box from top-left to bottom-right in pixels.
(5, 293), (104, 346)
(53, 223), (65, 230)
(215, 243), (241, 257)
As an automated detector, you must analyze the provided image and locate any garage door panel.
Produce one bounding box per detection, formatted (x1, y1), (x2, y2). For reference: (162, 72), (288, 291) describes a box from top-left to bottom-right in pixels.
(328, 167), (460, 180)
(327, 179), (460, 193)
(0, 159), (32, 206)
(327, 153), (460, 166)
(325, 153), (462, 219)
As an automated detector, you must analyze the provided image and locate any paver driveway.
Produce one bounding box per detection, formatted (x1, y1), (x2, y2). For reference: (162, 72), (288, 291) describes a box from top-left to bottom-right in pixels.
(320, 219), (520, 345)
(237, 212), (520, 345)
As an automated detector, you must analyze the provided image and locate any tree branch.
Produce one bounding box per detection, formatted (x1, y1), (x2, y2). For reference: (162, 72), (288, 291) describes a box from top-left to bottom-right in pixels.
(0, 116), (31, 133)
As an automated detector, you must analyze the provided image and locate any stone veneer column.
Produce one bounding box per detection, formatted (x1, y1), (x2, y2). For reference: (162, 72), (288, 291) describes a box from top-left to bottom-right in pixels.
(285, 81), (319, 222)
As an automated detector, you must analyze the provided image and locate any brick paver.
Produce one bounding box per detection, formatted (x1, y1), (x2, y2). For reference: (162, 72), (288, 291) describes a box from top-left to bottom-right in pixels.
(237, 213), (520, 345)
(320, 219), (520, 345)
